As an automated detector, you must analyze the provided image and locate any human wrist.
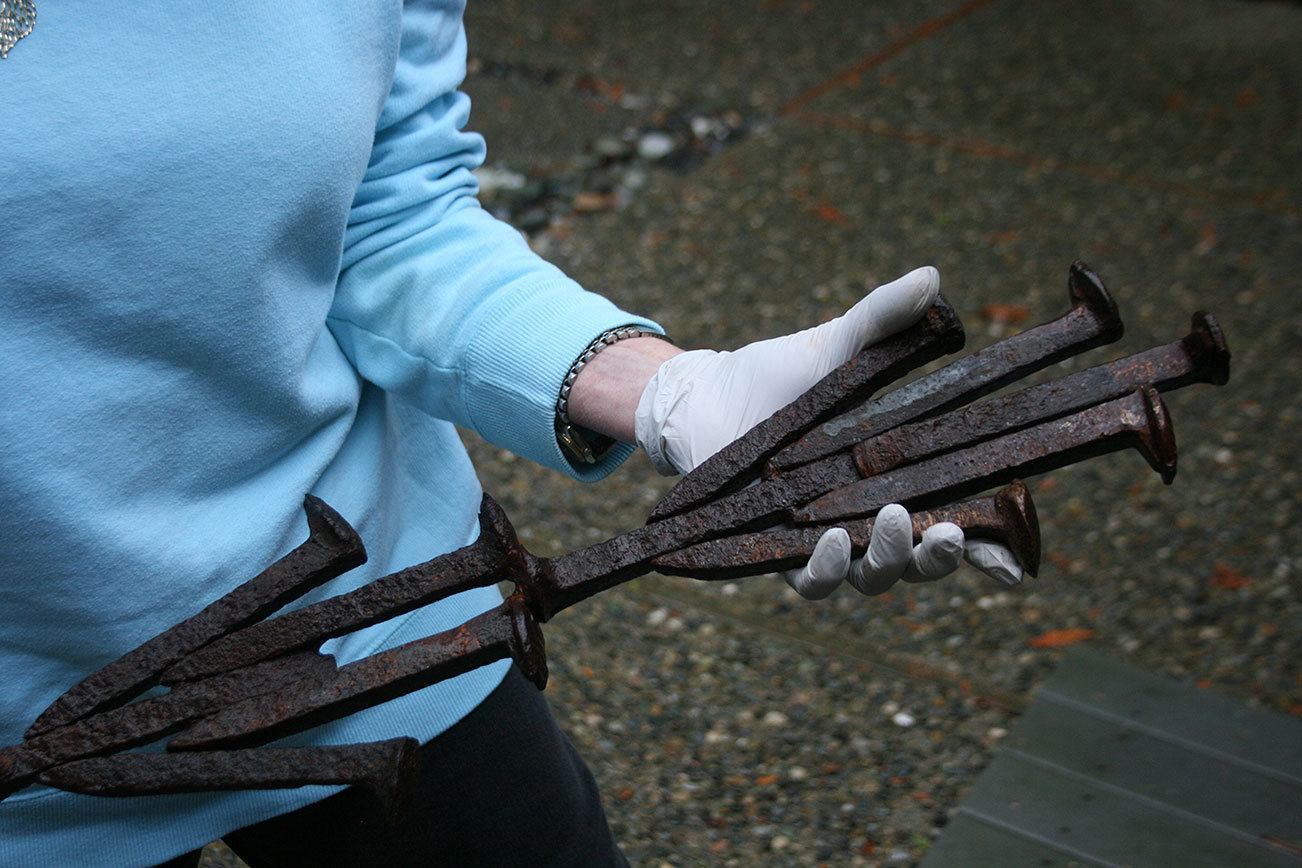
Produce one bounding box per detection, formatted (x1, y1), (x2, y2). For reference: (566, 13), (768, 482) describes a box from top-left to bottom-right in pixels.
(563, 333), (682, 455)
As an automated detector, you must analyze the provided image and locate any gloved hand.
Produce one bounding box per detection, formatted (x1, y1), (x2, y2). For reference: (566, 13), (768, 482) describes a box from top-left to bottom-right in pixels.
(634, 266), (1023, 600)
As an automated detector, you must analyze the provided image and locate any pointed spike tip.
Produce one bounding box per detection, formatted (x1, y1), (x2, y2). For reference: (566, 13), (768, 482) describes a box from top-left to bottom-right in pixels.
(1185, 311), (1230, 386)
(303, 496), (367, 568)
(505, 594), (549, 690)
(994, 480), (1040, 578)
(1136, 386), (1178, 485)
(1067, 259), (1123, 341)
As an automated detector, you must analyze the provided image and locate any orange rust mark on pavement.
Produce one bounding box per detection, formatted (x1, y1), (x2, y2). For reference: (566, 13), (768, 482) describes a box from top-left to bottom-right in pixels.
(781, 0), (997, 114)
(790, 109), (1299, 217)
(1028, 627), (1095, 649)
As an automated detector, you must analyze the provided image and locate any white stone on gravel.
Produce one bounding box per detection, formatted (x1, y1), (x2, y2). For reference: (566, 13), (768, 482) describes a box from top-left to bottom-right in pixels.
(638, 132), (676, 160)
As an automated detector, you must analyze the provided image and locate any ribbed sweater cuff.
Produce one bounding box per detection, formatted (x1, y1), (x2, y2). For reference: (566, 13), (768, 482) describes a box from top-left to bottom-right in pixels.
(460, 279), (662, 482)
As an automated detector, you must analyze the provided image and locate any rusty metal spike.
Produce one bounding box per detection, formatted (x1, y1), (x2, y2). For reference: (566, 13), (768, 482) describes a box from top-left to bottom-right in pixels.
(529, 453), (863, 620)
(1182, 310), (1231, 386)
(163, 494), (532, 685)
(147, 390), (1177, 755)
(646, 297), (964, 521)
(768, 260), (1124, 473)
(27, 496), (365, 738)
(854, 312), (1229, 477)
(651, 481), (1040, 581)
(40, 738), (423, 827)
(169, 595), (545, 752)
(796, 387), (1176, 525)
(1, 651), (336, 802)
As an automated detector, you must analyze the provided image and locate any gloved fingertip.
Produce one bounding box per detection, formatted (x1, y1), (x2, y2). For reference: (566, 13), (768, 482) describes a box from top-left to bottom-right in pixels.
(876, 504), (911, 540)
(820, 527), (852, 560)
(926, 522), (965, 556)
(904, 524), (965, 583)
(891, 265), (940, 314)
(963, 541), (1025, 587)
(865, 505), (912, 577)
(786, 528), (850, 601)
(847, 556), (900, 597)
(784, 565), (840, 601)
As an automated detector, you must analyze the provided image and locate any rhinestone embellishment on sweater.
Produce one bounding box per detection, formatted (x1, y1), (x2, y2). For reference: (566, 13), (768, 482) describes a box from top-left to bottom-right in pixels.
(0, 0), (35, 59)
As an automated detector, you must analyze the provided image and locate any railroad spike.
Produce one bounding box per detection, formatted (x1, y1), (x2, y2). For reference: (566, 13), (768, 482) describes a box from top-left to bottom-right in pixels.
(4, 265), (1233, 807)
(767, 260), (1124, 474)
(27, 496), (365, 738)
(0, 652), (336, 802)
(651, 481), (1040, 581)
(645, 296), (965, 521)
(40, 738), (422, 827)
(796, 387), (1176, 525)
(164, 494), (533, 685)
(854, 311), (1228, 477)
(169, 595), (545, 752)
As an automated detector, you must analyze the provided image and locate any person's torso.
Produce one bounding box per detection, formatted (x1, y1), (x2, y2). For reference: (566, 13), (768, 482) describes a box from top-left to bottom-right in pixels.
(0, 5), (507, 860)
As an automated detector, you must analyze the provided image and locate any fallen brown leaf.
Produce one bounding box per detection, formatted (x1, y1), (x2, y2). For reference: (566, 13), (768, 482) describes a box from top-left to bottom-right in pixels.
(1028, 627), (1095, 648)
(811, 201), (852, 226)
(573, 191), (618, 213)
(1209, 561), (1253, 590)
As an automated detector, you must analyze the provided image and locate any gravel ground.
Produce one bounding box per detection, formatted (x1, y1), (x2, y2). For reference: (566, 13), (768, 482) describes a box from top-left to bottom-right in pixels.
(202, 1), (1298, 864)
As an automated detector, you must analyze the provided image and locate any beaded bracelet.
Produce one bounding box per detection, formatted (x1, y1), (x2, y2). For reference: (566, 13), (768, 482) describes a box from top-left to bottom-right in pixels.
(555, 325), (669, 464)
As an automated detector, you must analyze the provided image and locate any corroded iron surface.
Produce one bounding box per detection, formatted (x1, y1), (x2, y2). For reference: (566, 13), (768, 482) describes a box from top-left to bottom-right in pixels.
(1, 651), (335, 798)
(170, 596), (544, 751)
(532, 453), (863, 618)
(41, 738), (422, 826)
(5, 270), (1230, 808)
(855, 312), (1228, 477)
(798, 387), (1176, 525)
(651, 482), (1040, 580)
(164, 495), (530, 685)
(28, 497), (365, 738)
(646, 297), (965, 521)
(768, 261), (1124, 473)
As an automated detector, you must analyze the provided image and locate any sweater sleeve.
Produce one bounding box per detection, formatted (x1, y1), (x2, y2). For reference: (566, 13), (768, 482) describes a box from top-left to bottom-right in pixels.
(326, 0), (660, 481)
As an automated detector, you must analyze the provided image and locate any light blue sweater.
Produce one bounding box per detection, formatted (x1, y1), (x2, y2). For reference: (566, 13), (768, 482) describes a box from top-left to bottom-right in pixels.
(0, 1), (656, 862)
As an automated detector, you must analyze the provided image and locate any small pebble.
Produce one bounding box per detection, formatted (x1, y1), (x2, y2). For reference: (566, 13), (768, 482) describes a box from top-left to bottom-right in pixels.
(638, 132), (676, 160)
(593, 136), (629, 159)
(892, 712), (916, 728)
(473, 165), (526, 196)
(763, 710), (789, 726)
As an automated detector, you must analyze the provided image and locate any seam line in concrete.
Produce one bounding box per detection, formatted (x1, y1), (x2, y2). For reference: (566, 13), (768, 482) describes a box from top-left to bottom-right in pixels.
(1001, 745), (1299, 857)
(950, 805), (1121, 867)
(1037, 688), (1302, 787)
(789, 108), (1298, 218)
(781, 0), (998, 115)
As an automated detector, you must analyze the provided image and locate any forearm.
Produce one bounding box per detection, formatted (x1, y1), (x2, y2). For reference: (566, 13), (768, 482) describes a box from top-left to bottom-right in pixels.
(565, 337), (684, 444)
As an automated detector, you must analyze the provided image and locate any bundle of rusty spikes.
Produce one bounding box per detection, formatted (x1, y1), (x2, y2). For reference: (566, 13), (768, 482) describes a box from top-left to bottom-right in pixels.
(1, 262), (1231, 823)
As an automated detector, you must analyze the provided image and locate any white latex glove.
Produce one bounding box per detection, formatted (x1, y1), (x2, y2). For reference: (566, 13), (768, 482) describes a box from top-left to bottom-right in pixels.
(634, 266), (1023, 599)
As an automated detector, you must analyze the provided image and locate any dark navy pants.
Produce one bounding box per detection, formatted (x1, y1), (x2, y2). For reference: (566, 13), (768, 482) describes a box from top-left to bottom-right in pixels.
(159, 666), (626, 867)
